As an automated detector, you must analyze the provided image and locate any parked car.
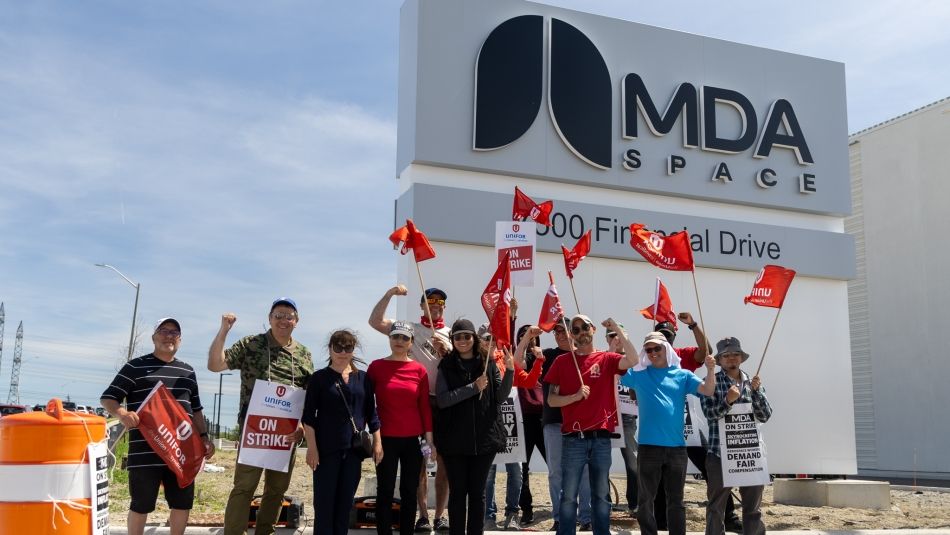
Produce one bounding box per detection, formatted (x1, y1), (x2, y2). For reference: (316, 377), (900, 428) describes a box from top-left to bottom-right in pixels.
(94, 407), (107, 417)
(0, 404), (28, 417)
(61, 401), (77, 412)
(33, 404), (45, 412)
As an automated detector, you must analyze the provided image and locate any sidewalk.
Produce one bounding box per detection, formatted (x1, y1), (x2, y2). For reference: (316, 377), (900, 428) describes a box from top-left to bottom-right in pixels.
(106, 529), (950, 535)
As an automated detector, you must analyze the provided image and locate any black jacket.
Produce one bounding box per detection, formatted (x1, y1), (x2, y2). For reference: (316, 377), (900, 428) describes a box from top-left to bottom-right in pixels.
(434, 351), (514, 456)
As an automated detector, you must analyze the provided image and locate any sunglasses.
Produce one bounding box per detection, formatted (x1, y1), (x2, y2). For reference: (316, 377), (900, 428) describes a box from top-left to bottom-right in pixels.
(644, 345), (665, 354)
(390, 334), (411, 342)
(553, 326), (567, 334)
(271, 312), (298, 321)
(331, 343), (355, 354)
(571, 323), (592, 335)
(452, 333), (474, 342)
(156, 328), (181, 338)
(427, 298), (446, 306)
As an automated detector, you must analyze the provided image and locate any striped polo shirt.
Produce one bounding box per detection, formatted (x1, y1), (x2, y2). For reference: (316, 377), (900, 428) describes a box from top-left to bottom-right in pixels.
(101, 353), (203, 469)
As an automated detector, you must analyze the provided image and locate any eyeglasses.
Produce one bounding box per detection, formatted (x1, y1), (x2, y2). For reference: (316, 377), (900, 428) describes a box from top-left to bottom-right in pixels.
(271, 312), (298, 321)
(331, 343), (356, 354)
(156, 329), (181, 338)
(571, 323), (592, 335)
(427, 298), (446, 306)
(390, 334), (411, 342)
(452, 333), (473, 342)
(720, 352), (742, 359)
(644, 345), (665, 354)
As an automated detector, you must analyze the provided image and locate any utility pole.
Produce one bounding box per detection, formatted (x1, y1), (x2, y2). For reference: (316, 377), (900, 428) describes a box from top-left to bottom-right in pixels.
(216, 372), (233, 443)
(95, 263), (141, 361)
(7, 321), (23, 404)
(0, 303), (5, 381)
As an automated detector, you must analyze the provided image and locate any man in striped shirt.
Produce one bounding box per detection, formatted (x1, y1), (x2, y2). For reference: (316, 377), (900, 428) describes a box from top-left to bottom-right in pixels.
(101, 317), (213, 535)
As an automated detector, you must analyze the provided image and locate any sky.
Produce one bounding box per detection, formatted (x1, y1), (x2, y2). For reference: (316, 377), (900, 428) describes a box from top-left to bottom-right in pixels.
(1, 0), (948, 429)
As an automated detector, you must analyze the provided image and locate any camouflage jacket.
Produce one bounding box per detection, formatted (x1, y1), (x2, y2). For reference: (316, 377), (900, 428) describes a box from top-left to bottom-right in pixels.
(225, 330), (314, 423)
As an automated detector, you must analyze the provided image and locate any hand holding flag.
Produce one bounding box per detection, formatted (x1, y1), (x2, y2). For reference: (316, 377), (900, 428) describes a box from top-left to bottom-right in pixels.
(389, 219), (436, 262)
(628, 223), (694, 271)
(512, 186), (554, 226)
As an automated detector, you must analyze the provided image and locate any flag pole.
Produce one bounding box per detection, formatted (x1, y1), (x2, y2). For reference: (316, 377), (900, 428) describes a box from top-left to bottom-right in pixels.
(415, 260), (435, 329)
(479, 338), (495, 399)
(559, 315), (585, 385)
(690, 270), (708, 339)
(754, 307), (783, 377)
(569, 278), (581, 316)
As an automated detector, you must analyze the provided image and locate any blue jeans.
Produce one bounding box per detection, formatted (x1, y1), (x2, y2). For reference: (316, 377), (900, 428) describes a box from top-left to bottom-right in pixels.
(559, 435), (610, 535)
(485, 462), (521, 519)
(543, 424), (591, 524)
(619, 414), (639, 509)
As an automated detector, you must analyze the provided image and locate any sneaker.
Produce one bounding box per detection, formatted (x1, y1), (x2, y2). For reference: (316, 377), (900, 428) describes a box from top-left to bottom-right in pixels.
(433, 516), (449, 532)
(579, 522), (592, 531)
(503, 513), (521, 531)
(484, 517), (497, 531)
(415, 517), (432, 532)
(521, 509), (534, 524)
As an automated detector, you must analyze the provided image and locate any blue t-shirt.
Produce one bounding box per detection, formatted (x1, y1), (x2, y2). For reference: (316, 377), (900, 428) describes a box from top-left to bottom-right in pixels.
(621, 366), (702, 447)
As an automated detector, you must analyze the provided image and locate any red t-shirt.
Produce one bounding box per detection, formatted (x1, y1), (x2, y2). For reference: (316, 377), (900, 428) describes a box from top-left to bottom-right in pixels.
(675, 346), (700, 371)
(367, 358), (432, 437)
(543, 351), (624, 433)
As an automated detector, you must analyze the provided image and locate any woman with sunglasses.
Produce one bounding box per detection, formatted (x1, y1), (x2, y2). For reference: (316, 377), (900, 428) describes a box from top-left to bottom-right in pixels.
(367, 321), (435, 535)
(435, 319), (514, 535)
(302, 329), (382, 535)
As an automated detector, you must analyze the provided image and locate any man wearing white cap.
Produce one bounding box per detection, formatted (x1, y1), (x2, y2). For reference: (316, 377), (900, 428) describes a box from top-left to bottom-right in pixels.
(102, 318), (214, 535)
(607, 320), (716, 535)
(702, 337), (772, 535)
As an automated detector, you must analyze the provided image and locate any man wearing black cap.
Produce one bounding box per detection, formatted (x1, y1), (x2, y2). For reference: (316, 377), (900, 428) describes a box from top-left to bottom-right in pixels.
(702, 338), (772, 535)
(209, 298), (315, 535)
(102, 318), (214, 535)
(370, 284), (453, 531)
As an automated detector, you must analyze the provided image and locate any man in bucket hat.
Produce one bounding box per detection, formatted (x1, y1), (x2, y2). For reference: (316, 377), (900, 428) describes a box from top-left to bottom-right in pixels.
(701, 337), (773, 535)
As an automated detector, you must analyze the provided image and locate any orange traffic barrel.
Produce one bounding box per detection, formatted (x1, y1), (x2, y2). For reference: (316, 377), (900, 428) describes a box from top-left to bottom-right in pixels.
(0, 399), (107, 534)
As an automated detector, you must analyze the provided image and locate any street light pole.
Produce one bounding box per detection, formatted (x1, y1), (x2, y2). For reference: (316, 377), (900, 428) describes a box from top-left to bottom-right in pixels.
(216, 372), (233, 441)
(95, 263), (141, 361)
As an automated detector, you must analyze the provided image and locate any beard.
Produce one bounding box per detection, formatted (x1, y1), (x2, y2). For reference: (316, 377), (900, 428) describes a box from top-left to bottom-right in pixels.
(574, 333), (593, 346)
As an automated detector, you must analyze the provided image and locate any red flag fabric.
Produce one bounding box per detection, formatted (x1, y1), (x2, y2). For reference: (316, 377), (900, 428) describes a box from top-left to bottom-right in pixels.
(538, 273), (565, 332)
(744, 265), (796, 308)
(561, 230), (592, 279)
(136, 382), (206, 488)
(512, 186), (554, 226)
(628, 223), (695, 271)
(389, 219), (436, 262)
(640, 277), (677, 327)
(481, 251), (513, 347)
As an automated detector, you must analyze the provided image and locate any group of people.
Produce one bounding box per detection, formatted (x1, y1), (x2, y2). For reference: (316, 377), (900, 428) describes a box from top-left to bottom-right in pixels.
(100, 288), (773, 535)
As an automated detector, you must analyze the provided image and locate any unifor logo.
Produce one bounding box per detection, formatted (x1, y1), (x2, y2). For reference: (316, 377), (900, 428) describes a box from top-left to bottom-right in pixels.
(473, 15), (612, 169)
(276, 385), (287, 397)
(176, 420), (193, 441)
(648, 233), (664, 253)
(512, 223), (520, 233)
(473, 15), (814, 176)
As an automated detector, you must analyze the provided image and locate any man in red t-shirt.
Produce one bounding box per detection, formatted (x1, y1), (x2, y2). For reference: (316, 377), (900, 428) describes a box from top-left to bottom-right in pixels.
(544, 314), (636, 535)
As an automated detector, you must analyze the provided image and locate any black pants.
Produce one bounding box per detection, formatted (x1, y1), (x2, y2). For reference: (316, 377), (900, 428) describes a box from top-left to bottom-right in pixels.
(376, 436), (423, 535)
(443, 453), (496, 535)
(518, 413), (546, 514)
(313, 448), (363, 535)
(654, 446), (736, 528)
(638, 445), (688, 535)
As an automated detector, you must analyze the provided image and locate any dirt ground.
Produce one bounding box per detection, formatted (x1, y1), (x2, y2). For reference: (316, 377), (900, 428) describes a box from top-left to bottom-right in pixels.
(113, 448), (950, 530)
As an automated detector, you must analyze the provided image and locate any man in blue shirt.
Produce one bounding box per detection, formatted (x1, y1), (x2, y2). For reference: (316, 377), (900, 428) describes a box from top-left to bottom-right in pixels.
(605, 320), (715, 535)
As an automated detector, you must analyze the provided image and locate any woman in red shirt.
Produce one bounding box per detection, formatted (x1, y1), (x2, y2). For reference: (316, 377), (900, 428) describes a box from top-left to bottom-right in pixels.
(367, 321), (434, 535)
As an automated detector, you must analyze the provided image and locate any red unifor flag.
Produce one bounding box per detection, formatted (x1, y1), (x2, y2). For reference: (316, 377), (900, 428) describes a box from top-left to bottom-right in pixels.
(389, 219), (436, 262)
(481, 250), (513, 347)
(538, 272), (565, 332)
(136, 382), (206, 488)
(512, 186), (554, 226)
(744, 265), (796, 308)
(628, 223), (694, 271)
(640, 277), (677, 327)
(561, 229), (592, 279)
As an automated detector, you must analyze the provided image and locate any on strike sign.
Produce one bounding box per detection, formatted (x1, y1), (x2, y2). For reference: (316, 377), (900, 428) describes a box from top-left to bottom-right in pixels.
(495, 221), (536, 287)
(238, 380), (305, 472)
(719, 403), (770, 487)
